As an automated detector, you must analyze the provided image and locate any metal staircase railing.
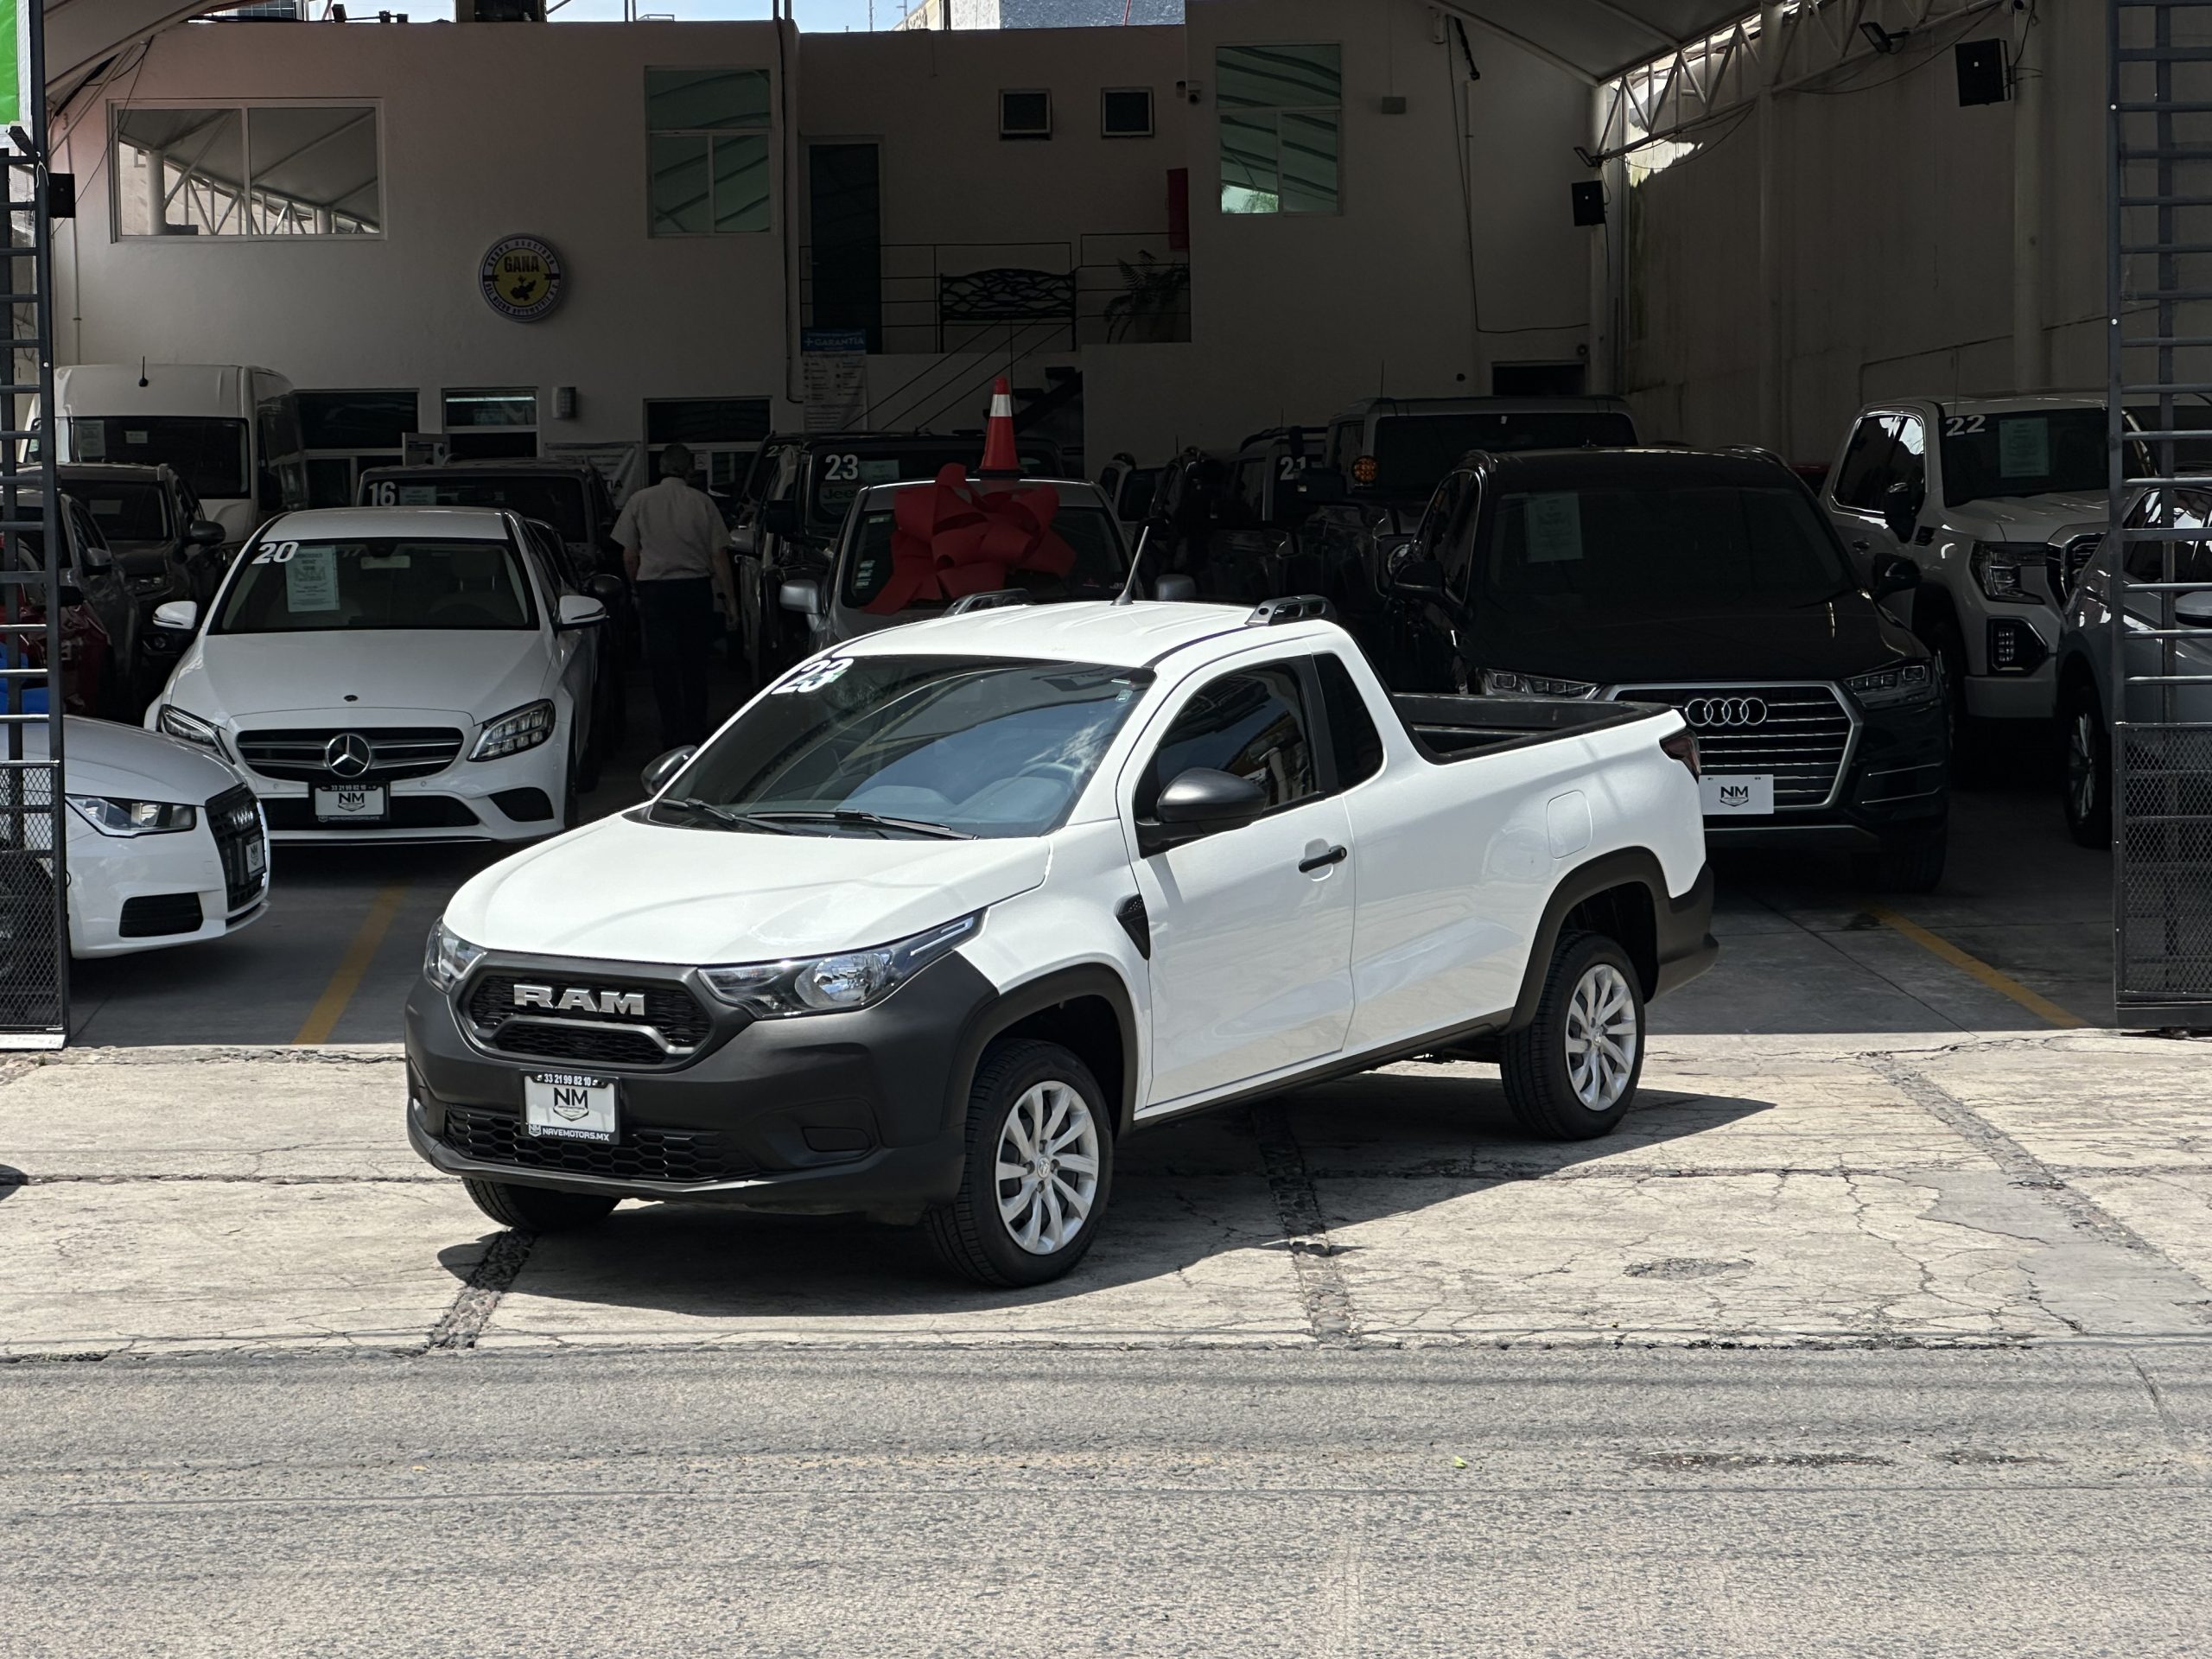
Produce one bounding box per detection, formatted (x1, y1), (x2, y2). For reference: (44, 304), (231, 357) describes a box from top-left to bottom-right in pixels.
(2107, 0), (2212, 1029)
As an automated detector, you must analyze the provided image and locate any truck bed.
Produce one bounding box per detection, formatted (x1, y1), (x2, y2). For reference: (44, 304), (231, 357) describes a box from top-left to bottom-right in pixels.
(1389, 693), (1669, 763)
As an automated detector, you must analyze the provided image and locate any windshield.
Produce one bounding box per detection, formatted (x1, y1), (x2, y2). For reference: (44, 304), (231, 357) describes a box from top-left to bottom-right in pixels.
(67, 480), (169, 542)
(369, 474), (588, 542)
(659, 655), (1151, 839)
(1367, 411), (1636, 497)
(839, 501), (1127, 615)
(1483, 484), (1854, 618)
(215, 537), (538, 634)
(1940, 409), (2107, 505)
(67, 418), (248, 502)
(807, 448), (1060, 529)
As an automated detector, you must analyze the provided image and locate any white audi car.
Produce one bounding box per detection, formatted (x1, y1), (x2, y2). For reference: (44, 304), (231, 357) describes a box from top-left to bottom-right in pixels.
(3, 715), (270, 958)
(142, 506), (607, 843)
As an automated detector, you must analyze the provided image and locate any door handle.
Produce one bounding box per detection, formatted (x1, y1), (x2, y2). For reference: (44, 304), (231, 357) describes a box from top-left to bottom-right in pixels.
(1298, 845), (1348, 874)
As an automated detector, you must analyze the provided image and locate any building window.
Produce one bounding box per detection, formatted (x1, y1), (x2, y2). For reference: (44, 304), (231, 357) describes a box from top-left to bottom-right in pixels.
(645, 397), (773, 491)
(112, 105), (381, 238)
(1000, 90), (1052, 140)
(442, 387), (537, 461)
(298, 388), (417, 507)
(646, 67), (772, 237)
(1101, 88), (1154, 138)
(1217, 44), (1341, 215)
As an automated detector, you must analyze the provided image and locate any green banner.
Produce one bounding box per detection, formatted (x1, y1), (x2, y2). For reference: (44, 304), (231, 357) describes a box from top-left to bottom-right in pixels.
(0, 0), (20, 130)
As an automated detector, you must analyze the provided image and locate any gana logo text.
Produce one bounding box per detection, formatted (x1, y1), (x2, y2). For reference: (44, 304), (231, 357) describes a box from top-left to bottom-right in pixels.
(512, 984), (646, 1017)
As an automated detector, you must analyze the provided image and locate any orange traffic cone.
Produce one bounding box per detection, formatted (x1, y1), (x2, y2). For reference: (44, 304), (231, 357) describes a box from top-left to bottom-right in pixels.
(980, 376), (1020, 479)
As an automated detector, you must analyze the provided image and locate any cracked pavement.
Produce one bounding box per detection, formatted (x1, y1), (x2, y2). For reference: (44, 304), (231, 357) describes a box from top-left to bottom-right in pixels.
(4, 1029), (2211, 1357)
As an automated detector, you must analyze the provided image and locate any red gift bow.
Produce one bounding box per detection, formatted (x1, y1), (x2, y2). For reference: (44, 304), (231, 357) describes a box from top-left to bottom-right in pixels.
(865, 464), (1075, 615)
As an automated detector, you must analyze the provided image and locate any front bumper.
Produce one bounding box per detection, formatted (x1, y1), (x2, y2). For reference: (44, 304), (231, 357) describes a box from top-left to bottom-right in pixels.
(247, 743), (569, 844)
(67, 810), (270, 959)
(403, 950), (999, 1215)
(1703, 696), (1948, 850)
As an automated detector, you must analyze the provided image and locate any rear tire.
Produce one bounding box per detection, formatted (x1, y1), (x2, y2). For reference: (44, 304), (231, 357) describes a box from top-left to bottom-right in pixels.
(1500, 931), (1644, 1141)
(1923, 616), (1987, 785)
(2061, 678), (2112, 849)
(461, 1177), (617, 1231)
(925, 1039), (1115, 1287)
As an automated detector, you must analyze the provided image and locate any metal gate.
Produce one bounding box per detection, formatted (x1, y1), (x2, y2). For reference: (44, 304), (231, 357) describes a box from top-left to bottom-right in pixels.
(0, 7), (70, 1048)
(2109, 0), (2212, 1030)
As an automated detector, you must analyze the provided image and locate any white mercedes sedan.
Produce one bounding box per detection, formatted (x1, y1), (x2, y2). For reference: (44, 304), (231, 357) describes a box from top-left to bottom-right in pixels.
(142, 506), (607, 843)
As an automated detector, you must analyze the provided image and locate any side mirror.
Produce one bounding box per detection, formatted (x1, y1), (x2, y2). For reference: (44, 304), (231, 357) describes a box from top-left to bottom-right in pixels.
(2176, 588), (2212, 629)
(556, 594), (607, 629)
(1154, 573), (1198, 603)
(152, 599), (199, 632)
(1871, 553), (1922, 601)
(1881, 480), (1922, 543)
(779, 577), (823, 615)
(1300, 467), (1347, 506)
(57, 578), (84, 608)
(1140, 766), (1269, 856)
(730, 524), (760, 558)
(188, 520), (226, 548)
(1385, 538), (1445, 598)
(762, 500), (802, 538)
(79, 543), (114, 575)
(584, 572), (626, 609)
(639, 746), (696, 797)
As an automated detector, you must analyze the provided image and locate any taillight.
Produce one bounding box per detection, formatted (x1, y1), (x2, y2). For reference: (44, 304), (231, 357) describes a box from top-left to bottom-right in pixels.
(1662, 726), (1700, 778)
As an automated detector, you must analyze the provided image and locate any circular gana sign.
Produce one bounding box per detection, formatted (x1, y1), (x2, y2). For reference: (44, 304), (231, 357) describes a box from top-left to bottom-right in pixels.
(480, 235), (564, 322)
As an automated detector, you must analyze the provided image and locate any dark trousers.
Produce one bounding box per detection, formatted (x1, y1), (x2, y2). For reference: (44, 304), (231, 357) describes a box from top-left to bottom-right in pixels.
(635, 576), (716, 748)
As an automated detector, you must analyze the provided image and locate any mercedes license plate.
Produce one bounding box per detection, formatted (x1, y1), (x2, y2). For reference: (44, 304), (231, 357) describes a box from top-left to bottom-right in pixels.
(1700, 774), (1776, 817)
(313, 785), (388, 823)
(524, 1073), (620, 1143)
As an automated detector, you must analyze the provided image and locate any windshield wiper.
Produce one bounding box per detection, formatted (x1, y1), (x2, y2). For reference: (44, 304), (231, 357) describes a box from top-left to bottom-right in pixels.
(744, 809), (975, 841)
(659, 798), (802, 834)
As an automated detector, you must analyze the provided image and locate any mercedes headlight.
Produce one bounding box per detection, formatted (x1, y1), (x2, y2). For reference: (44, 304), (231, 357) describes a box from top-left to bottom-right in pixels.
(1846, 662), (1939, 709)
(469, 700), (556, 761)
(423, 918), (486, 991)
(1482, 669), (1600, 700)
(67, 796), (197, 836)
(701, 912), (982, 1018)
(156, 704), (227, 755)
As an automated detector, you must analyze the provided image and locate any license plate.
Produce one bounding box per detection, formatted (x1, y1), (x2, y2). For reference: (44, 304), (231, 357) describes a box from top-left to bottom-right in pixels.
(313, 785), (388, 823)
(524, 1073), (620, 1143)
(244, 838), (267, 876)
(1700, 774), (1776, 817)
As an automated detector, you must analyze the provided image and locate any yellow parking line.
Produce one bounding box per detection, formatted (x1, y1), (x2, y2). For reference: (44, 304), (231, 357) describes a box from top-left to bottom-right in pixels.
(294, 881), (412, 1046)
(1866, 904), (2089, 1030)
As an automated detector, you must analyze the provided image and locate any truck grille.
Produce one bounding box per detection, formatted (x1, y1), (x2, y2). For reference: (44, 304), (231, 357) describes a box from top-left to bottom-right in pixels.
(439, 1105), (755, 1185)
(464, 972), (714, 1070)
(1613, 683), (1857, 809)
(2046, 533), (2102, 604)
(206, 784), (266, 912)
(236, 727), (464, 783)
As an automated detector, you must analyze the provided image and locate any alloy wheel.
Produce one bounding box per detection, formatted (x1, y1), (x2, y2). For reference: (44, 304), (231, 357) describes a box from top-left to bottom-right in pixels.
(994, 1080), (1102, 1255)
(1564, 963), (1639, 1112)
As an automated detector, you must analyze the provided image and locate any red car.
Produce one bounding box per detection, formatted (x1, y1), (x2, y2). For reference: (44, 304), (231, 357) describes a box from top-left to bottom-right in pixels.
(0, 492), (143, 719)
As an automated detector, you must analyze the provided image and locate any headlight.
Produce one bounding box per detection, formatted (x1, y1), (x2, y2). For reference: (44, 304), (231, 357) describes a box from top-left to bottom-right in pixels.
(66, 795), (197, 836)
(423, 918), (486, 991)
(1481, 669), (1600, 700)
(701, 912), (982, 1018)
(1969, 542), (2044, 604)
(156, 704), (226, 755)
(469, 700), (556, 761)
(1846, 662), (1939, 709)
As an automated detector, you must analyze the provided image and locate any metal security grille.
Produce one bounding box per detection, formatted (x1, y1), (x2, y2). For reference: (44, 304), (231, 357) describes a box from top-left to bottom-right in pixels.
(0, 22), (70, 1048)
(2109, 0), (2212, 1028)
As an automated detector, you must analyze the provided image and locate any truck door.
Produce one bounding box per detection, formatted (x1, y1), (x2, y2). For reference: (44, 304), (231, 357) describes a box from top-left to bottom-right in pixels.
(1125, 658), (1355, 1107)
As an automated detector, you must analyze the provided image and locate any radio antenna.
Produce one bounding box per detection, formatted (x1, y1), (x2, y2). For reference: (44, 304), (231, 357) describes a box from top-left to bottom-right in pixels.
(1113, 524), (1153, 607)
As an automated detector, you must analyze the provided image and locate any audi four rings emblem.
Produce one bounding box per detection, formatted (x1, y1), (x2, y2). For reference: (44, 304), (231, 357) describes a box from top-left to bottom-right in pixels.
(1684, 697), (1769, 728)
(324, 734), (375, 779)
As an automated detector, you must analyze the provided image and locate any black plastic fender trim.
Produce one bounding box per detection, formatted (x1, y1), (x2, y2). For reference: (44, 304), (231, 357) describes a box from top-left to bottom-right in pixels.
(1505, 849), (1716, 1033)
(948, 963), (1142, 1136)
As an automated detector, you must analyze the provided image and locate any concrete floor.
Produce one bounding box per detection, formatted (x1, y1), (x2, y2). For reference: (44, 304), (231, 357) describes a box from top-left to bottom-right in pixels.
(65, 679), (2117, 1046)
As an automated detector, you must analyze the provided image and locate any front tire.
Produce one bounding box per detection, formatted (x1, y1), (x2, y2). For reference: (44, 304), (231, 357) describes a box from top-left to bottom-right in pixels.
(2061, 678), (2112, 849)
(925, 1039), (1115, 1287)
(1853, 821), (1948, 893)
(1501, 931), (1645, 1141)
(461, 1177), (618, 1231)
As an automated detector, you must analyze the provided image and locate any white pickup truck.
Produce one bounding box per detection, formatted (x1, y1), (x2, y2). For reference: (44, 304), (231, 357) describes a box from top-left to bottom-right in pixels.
(405, 598), (1715, 1285)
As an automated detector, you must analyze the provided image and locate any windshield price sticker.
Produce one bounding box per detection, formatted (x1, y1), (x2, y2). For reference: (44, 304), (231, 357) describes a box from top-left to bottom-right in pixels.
(283, 545), (341, 613)
(1524, 493), (1585, 564)
(75, 425), (105, 460)
(1996, 416), (2050, 480)
(774, 658), (855, 695)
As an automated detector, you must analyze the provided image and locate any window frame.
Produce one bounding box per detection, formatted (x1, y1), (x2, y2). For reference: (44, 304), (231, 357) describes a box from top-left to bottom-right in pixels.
(1100, 86), (1155, 138)
(1215, 42), (1344, 218)
(1133, 656), (1335, 835)
(644, 67), (774, 238)
(1832, 414), (1900, 512)
(108, 99), (385, 242)
(999, 88), (1054, 141)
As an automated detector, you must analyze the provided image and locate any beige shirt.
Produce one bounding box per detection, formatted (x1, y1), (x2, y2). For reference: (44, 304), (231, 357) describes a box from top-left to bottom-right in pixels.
(613, 477), (727, 584)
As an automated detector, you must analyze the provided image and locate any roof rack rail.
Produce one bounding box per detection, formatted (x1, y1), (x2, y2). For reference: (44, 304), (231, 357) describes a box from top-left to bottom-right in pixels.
(1725, 444), (1790, 469)
(945, 588), (1036, 616)
(1246, 594), (1334, 627)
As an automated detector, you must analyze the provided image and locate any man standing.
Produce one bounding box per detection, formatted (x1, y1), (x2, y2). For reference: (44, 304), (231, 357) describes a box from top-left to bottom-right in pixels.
(613, 442), (735, 750)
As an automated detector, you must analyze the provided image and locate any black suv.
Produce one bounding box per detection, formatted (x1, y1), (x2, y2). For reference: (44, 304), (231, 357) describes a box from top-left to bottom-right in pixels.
(55, 462), (227, 683)
(1382, 448), (1950, 890)
(730, 431), (1065, 683)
